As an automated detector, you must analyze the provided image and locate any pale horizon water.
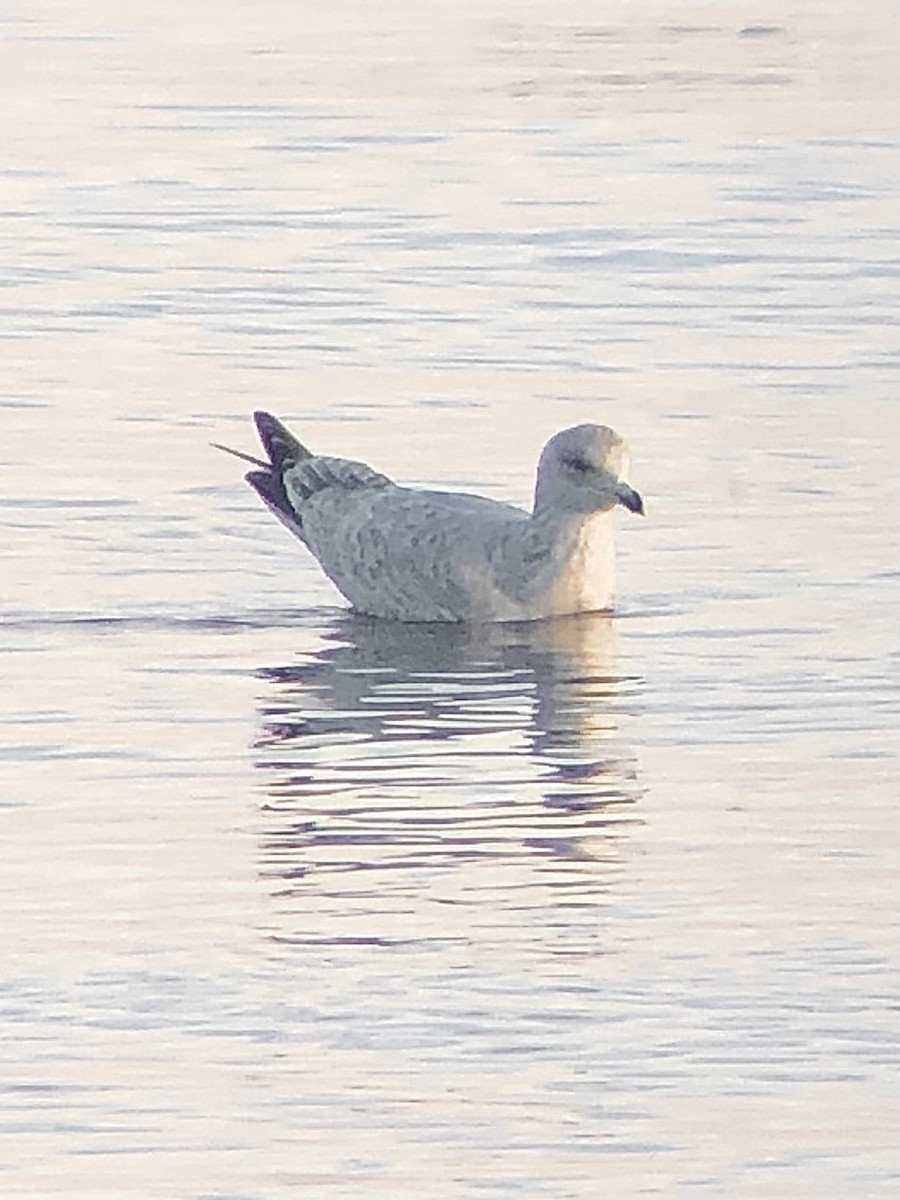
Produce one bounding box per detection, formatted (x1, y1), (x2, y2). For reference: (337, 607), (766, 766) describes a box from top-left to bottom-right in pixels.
(1, 3), (898, 1197)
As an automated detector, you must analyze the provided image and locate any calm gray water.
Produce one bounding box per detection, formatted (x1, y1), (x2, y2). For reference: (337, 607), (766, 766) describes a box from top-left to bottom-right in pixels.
(2, 3), (898, 1197)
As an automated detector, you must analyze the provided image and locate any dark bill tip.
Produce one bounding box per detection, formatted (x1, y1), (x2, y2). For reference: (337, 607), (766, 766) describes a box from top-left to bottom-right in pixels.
(616, 483), (645, 516)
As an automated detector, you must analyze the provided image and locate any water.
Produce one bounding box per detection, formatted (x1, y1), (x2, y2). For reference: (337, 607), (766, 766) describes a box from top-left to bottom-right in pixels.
(1, 2), (898, 1196)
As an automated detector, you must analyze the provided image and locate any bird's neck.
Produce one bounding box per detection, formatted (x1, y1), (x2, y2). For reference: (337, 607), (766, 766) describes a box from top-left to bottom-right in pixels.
(529, 504), (614, 539)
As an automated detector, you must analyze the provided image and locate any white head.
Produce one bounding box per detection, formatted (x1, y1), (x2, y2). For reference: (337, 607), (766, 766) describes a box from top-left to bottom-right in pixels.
(533, 424), (644, 517)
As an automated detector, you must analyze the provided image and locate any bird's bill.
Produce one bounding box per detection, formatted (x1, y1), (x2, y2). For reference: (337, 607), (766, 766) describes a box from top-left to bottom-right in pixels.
(615, 482), (645, 515)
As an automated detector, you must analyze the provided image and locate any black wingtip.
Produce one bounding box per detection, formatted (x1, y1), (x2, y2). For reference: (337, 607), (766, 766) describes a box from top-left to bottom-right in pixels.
(246, 467), (287, 511)
(253, 411), (311, 472)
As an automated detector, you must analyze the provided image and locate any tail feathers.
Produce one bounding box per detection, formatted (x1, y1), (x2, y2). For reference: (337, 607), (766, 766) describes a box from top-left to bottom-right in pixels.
(218, 412), (390, 548)
(254, 411), (312, 473)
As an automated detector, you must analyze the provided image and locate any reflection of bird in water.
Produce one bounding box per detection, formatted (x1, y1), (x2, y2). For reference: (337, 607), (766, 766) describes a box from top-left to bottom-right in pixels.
(215, 411), (643, 622)
(254, 612), (643, 896)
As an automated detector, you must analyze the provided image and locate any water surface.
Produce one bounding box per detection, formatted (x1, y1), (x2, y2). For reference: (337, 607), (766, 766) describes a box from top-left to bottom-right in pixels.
(1, 3), (898, 1197)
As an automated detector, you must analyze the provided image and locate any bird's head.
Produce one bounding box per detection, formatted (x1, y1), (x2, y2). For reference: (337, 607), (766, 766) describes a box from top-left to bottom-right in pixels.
(533, 424), (644, 517)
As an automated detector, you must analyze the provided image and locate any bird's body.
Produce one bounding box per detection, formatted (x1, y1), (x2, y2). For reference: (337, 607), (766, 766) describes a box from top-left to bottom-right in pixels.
(217, 411), (643, 624)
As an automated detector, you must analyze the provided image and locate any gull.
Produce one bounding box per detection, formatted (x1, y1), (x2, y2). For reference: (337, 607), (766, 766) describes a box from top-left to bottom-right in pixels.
(214, 411), (643, 623)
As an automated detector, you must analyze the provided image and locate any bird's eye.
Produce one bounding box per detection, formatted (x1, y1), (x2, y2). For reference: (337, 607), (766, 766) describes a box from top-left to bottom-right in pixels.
(562, 455), (591, 473)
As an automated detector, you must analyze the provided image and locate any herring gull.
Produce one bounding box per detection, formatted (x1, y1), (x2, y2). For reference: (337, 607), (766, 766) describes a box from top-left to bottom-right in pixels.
(215, 411), (643, 623)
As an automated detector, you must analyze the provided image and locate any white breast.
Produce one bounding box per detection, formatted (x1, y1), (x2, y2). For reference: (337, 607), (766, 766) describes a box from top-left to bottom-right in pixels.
(546, 513), (616, 616)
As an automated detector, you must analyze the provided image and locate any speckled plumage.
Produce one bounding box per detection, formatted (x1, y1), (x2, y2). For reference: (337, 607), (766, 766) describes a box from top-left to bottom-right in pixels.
(219, 411), (643, 623)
